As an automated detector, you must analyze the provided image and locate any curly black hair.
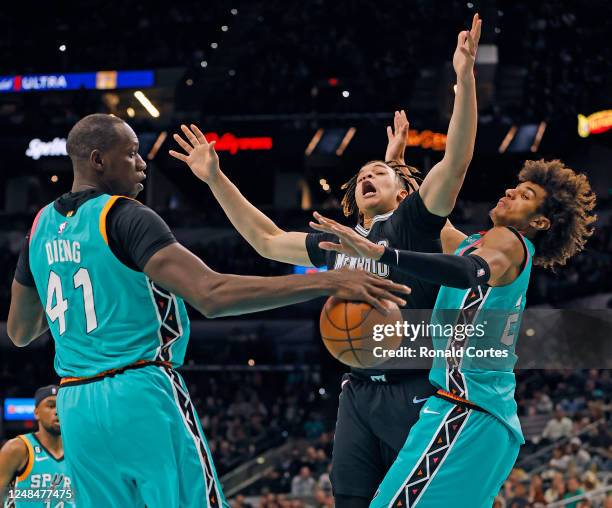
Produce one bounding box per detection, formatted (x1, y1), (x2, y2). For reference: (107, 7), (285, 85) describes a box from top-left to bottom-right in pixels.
(519, 159), (597, 270)
(340, 160), (421, 223)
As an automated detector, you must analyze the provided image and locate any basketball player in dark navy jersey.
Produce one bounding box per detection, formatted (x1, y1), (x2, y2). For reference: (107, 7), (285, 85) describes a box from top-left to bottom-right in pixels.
(171, 15), (481, 508)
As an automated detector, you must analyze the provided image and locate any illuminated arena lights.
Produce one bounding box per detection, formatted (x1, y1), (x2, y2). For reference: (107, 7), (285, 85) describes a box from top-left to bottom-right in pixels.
(577, 110), (612, 137)
(134, 90), (160, 118)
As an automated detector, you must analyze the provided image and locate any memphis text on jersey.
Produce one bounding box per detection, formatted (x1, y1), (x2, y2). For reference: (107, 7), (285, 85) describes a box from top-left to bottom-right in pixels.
(333, 240), (389, 277)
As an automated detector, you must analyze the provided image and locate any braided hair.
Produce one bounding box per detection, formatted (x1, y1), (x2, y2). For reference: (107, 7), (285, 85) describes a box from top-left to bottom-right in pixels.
(340, 160), (422, 223)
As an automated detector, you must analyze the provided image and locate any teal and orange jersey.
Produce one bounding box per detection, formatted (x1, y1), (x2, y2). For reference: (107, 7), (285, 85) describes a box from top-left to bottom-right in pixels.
(429, 228), (535, 442)
(28, 194), (190, 378)
(5, 433), (73, 508)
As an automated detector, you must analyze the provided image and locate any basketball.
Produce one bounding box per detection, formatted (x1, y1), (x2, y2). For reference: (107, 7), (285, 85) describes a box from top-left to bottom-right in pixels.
(319, 296), (403, 368)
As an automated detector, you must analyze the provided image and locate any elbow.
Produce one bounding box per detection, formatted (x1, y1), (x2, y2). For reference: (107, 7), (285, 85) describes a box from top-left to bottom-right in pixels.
(255, 232), (280, 261)
(193, 275), (229, 318)
(195, 293), (222, 319)
(7, 327), (31, 347)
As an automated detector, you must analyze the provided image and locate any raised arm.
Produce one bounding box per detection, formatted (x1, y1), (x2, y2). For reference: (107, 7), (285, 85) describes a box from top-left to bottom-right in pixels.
(144, 243), (410, 317)
(170, 126), (311, 266)
(384, 110), (410, 165)
(418, 14), (481, 217)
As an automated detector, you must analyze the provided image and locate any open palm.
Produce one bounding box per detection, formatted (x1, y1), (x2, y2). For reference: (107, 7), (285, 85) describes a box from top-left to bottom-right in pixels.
(169, 124), (220, 184)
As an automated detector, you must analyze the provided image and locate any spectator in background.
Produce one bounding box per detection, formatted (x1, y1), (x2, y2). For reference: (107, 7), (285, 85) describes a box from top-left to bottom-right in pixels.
(549, 446), (571, 473)
(291, 466), (316, 496)
(528, 474), (546, 507)
(568, 437), (592, 472)
(507, 482), (529, 508)
(542, 408), (574, 442)
(318, 463), (332, 494)
(563, 476), (585, 508)
(545, 472), (567, 504)
(534, 390), (553, 414)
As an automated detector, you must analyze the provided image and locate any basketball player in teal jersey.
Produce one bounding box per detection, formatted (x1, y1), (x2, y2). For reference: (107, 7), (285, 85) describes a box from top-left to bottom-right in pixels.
(310, 159), (596, 507)
(0, 386), (74, 508)
(6, 115), (410, 508)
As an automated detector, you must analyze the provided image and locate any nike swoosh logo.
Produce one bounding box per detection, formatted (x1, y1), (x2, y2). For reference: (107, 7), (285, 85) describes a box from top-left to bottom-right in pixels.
(423, 408), (440, 415)
(412, 396), (428, 404)
(35, 457), (49, 462)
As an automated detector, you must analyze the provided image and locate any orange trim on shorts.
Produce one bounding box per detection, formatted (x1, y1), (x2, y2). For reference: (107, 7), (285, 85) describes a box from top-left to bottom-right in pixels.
(16, 435), (34, 482)
(60, 359), (173, 387)
(436, 389), (476, 406)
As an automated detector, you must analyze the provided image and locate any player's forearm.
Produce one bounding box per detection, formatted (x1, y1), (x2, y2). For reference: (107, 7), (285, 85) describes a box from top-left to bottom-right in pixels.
(201, 272), (332, 317)
(208, 171), (285, 255)
(442, 75), (477, 173)
(7, 294), (49, 347)
(379, 247), (490, 289)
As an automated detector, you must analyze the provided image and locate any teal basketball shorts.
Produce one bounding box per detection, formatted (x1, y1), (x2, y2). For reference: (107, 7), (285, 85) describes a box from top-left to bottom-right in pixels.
(57, 364), (229, 508)
(369, 396), (520, 508)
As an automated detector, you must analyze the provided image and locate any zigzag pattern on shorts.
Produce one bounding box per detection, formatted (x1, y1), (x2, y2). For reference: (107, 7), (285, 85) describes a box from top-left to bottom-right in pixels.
(390, 405), (471, 508)
(163, 367), (222, 508)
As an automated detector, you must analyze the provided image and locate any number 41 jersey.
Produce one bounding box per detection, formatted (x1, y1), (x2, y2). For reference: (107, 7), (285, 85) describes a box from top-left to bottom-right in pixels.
(28, 194), (190, 378)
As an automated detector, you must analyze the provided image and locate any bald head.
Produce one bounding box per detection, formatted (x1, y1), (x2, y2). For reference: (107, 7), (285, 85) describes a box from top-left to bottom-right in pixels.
(66, 114), (147, 198)
(66, 114), (126, 161)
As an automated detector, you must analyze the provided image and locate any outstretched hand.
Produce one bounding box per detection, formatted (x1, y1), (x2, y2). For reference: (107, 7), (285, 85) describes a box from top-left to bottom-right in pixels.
(169, 124), (220, 184)
(309, 211), (385, 260)
(385, 110), (410, 163)
(453, 13), (482, 81)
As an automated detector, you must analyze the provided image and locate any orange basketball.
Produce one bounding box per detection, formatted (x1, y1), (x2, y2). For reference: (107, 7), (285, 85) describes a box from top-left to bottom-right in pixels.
(319, 297), (403, 368)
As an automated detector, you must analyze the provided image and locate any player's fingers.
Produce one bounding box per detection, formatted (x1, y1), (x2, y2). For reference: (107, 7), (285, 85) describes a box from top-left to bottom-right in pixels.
(361, 289), (390, 315)
(466, 32), (475, 55)
(378, 290), (407, 308)
(181, 124), (200, 147)
(369, 275), (412, 295)
(475, 19), (482, 45)
(309, 221), (335, 234)
(457, 30), (467, 47)
(168, 150), (188, 162)
(318, 241), (344, 252)
(209, 140), (218, 155)
(313, 211), (342, 229)
(190, 124), (209, 145)
(460, 46), (473, 59)
(400, 109), (408, 125)
(471, 13), (479, 33)
(387, 126), (393, 141)
(173, 133), (193, 154)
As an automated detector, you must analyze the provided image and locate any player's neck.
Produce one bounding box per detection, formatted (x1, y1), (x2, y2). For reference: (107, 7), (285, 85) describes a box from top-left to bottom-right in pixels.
(35, 430), (63, 456)
(71, 174), (111, 194)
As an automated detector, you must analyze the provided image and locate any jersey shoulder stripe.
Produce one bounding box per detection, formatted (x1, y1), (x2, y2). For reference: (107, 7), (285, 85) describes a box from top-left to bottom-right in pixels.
(15, 435), (34, 482)
(99, 194), (140, 244)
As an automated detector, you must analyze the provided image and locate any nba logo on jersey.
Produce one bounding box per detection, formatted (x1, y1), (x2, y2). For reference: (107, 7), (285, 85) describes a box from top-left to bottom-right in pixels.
(58, 222), (68, 234)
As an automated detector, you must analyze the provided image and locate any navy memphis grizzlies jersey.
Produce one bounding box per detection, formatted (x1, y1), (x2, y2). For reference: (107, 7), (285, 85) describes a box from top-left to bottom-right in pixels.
(28, 194), (190, 378)
(430, 228), (535, 442)
(306, 191), (446, 376)
(5, 433), (73, 508)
